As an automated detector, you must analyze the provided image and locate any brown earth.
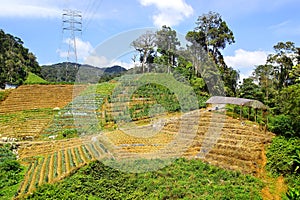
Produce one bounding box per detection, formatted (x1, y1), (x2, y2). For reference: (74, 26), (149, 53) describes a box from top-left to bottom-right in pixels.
(4, 85), (277, 198)
(260, 148), (288, 199)
(0, 85), (87, 113)
(0, 85), (87, 139)
(15, 110), (276, 198)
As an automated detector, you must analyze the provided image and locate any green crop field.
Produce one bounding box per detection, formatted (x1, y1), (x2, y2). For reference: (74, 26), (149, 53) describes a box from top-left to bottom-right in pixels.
(25, 159), (264, 200)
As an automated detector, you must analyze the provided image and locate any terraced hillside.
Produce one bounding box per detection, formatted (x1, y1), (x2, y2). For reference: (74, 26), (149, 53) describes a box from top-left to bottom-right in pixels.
(16, 135), (112, 198)
(15, 109), (274, 198)
(0, 81), (274, 198)
(0, 85), (87, 139)
(0, 85), (87, 113)
(105, 110), (274, 174)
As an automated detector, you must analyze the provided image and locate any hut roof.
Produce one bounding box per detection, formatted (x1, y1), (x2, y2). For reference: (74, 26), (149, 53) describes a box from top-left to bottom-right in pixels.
(206, 96), (268, 110)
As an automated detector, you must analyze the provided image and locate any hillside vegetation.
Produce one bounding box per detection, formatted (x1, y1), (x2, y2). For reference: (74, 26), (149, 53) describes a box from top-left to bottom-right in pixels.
(0, 10), (299, 200)
(0, 29), (40, 89)
(25, 159), (264, 200)
(24, 73), (48, 85)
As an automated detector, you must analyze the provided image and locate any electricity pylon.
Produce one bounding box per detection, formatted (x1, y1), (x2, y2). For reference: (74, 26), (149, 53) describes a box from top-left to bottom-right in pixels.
(62, 9), (82, 66)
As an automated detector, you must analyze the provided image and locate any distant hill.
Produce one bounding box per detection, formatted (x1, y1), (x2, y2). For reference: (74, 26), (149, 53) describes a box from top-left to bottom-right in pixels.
(41, 62), (127, 83)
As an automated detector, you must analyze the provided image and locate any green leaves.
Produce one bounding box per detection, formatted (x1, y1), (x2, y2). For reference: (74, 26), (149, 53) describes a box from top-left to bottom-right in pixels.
(266, 136), (300, 199)
(268, 115), (295, 137)
(237, 78), (263, 101)
(271, 84), (300, 137)
(0, 144), (24, 199)
(0, 29), (40, 88)
(266, 136), (300, 176)
(287, 187), (300, 200)
(26, 159), (264, 199)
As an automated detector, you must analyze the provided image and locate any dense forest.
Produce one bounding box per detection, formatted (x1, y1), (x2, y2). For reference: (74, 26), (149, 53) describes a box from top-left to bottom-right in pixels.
(0, 29), (40, 89)
(0, 11), (299, 199)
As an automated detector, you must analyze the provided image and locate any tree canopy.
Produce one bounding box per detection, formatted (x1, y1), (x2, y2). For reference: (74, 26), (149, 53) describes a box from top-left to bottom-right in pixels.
(187, 11), (235, 68)
(0, 29), (40, 88)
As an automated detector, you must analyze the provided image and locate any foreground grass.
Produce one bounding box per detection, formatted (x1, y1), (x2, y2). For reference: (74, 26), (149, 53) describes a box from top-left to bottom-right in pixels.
(26, 158), (263, 199)
(266, 136), (300, 199)
(0, 144), (25, 200)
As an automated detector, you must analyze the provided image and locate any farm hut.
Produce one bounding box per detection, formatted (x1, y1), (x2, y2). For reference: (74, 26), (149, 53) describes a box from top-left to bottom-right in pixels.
(4, 83), (18, 89)
(206, 96), (268, 123)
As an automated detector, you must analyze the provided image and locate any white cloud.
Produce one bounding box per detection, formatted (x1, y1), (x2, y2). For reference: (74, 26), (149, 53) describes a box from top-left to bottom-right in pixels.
(224, 49), (270, 83)
(0, 0), (102, 19)
(268, 20), (300, 36)
(224, 49), (268, 69)
(57, 37), (93, 62)
(0, 0), (62, 18)
(84, 55), (134, 69)
(73, 38), (93, 59)
(139, 0), (193, 27)
(84, 55), (109, 68)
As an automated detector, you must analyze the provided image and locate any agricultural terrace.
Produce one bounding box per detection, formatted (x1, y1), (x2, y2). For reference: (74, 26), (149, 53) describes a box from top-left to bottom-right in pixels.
(0, 75), (282, 199)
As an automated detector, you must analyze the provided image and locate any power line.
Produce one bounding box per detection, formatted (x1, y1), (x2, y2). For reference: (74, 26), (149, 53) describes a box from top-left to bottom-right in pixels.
(62, 9), (82, 64)
(82, 0), (103, 33)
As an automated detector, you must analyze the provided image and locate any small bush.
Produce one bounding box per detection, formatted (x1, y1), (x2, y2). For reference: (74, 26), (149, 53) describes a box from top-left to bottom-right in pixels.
(266, 136), (300, 199)
(266, 136), (300, 176)
(0, 144), (24, 199)
(268, 114), (295, 137)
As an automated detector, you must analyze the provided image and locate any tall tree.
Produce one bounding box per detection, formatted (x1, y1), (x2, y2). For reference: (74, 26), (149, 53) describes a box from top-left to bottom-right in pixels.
(267, 41), (297, 89)
(131, 31), (156, 73)
(237, 78), (263, 101)
(289, 64), (300, 83)
(155, 25), (180, 73)
(186, 12), (237, 95)
(188, 11), (235, 68)
(253, 64), (277, 105)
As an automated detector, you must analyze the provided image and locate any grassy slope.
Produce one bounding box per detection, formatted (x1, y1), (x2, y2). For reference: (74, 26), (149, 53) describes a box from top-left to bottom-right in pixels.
(25, 158), (263, 200)
(24, 72), (48, 84)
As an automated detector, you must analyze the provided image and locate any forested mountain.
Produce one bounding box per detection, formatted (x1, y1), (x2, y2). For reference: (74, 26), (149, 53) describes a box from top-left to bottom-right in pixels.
(41, 63), (127, 83)
(0, 29), (40, 89)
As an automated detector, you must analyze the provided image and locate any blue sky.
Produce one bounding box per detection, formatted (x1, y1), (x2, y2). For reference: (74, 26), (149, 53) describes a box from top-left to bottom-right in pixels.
(0, 0), (300, 79)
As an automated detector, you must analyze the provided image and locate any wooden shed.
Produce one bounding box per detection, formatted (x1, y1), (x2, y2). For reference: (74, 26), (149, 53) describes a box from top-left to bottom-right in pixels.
(206, 96), (268, 123)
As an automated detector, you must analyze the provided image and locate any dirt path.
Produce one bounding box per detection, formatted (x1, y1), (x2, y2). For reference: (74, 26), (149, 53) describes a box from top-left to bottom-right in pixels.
(260, 147), (288, 200)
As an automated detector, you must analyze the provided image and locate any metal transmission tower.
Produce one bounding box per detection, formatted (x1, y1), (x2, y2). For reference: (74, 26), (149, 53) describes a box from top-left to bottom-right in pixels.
(62, 9), (82, 65)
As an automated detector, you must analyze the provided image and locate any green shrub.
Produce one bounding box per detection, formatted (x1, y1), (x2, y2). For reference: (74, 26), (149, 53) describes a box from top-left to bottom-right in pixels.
(266, 136), (300, 176)
(266, 136), (300, 199)
(0, 144), (24, 199)
(268, 114), (295, 137)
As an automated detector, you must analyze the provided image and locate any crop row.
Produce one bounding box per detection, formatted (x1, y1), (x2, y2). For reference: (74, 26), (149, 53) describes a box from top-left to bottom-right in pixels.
(16, 142), (107, 198)
(40, 83), (116, 138)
